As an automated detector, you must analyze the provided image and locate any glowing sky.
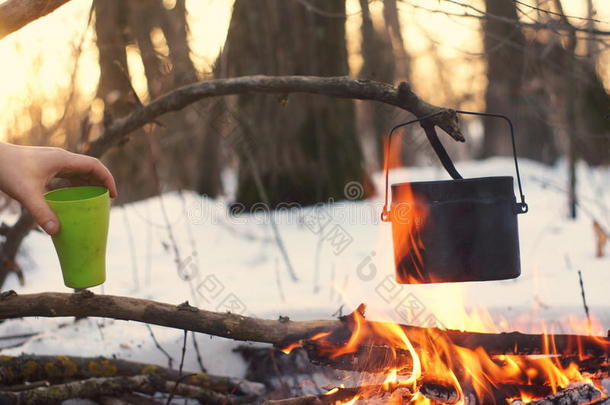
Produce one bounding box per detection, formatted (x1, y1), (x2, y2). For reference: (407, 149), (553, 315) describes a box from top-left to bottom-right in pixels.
(0, 0), (607, 140)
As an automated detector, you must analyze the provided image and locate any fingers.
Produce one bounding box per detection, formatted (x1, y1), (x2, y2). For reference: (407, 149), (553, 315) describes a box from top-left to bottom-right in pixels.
(23, 193), (59, 235)
(62, 154), (118, 198)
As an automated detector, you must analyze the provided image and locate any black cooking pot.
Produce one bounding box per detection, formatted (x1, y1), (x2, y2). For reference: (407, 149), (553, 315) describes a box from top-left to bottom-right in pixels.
(381, 110), (528, 284)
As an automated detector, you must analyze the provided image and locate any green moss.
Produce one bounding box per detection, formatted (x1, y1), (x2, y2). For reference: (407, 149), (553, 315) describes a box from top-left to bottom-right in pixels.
(56, 356), (78, 377)
(141, 365), (160, 374)
(43, 362), (61, 378)
(22, 360), (39, 378)
(87, 360), (117, 377)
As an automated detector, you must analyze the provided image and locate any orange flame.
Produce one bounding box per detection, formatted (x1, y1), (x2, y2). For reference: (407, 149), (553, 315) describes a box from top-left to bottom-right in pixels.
(282, 181), (607, 404)
(303, 311), (604, 405)
(390, 182), (430, 284)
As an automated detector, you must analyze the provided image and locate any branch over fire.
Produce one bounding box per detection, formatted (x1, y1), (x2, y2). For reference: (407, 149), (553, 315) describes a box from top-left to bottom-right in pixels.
(0, 291), (607, 357)
(0, 75), (462, 287)
(86, 75), (464, 157)
(0, 0), (73, 39)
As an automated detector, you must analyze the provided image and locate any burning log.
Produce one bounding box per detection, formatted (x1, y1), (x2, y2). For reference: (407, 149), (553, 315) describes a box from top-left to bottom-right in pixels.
(419, 381), (460, 403)
(261, 382), (578, 405)
(302, 340), (413, 375)
(263, 381), (609, 405)
(279, 304), (610, 358)
(262, 384), (414, 405)
(528, 383), (602, 405)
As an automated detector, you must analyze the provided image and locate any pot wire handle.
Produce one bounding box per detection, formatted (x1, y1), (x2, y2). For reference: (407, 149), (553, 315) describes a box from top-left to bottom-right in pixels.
(381, 111), (454, 222)
(381, 110), (528, 222)
(455, 110), (528, 215)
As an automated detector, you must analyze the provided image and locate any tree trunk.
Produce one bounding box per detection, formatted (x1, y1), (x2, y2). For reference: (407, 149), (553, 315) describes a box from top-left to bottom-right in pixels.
(94, 0), (159, 204)
(96, 0), (218, 202)
(224, 0), (365, 208)
(481, 0), (557, 164)
(94, 0), (131, 118)
(382, 0), (410, 82)
(358, 0), (399, 171)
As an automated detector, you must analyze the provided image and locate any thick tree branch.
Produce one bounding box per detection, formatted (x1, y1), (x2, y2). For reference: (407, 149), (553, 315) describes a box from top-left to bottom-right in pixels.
(0, 0), (73, 39)
(0, 354), (264, 396)
(0, 292), (607, 357)
(0, 374), (237, 405)
(86, 75), (464, 157)
(0, 75), (462, 288)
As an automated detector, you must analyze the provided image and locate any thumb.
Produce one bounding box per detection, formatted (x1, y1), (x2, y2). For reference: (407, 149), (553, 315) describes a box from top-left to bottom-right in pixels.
(24, 195), (59, 235)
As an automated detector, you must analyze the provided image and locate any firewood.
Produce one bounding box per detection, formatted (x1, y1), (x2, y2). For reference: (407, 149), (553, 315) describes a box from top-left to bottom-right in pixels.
(0, 374), (236, 405)
(302, 339), (609, 378)
(302, 340), (413, 374)
(528, 383), (601, 405)
(0, 353), (264, 397)
(590, 398), (610, 405)
(262, 384), (412, 405)
(419, 381), (555, 405)
(0, 292), (607, 358)
(264, 382), (605, 405)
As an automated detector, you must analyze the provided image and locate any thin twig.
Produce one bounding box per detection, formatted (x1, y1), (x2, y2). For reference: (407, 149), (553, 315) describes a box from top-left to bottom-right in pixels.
(275, 258), (286, 303)
(145, 324), (174, 369)
(166, 330), (188, 405)
(190, 332), (206, 373)
(577, 270), (592, 333)
(514, 0), (607, 24)
(225, 107), (299, 283)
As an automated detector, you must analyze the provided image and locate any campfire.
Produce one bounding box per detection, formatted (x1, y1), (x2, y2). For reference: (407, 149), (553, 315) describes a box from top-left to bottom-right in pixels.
(278, 304), (609, 405)
(275, 149), (609, 405)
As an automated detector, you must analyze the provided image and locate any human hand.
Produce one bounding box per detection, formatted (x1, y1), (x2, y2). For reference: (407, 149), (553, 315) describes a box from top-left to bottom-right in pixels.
(0, 143), (117, 235)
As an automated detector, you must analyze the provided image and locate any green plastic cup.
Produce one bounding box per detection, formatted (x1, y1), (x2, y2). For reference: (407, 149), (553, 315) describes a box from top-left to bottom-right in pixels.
(44, 186), (110, 289)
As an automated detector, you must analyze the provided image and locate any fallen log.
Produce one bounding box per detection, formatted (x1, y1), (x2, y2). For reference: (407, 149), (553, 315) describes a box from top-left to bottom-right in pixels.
(0, 374), (241, 405)
(0, 353), (264, 396)
(0, 292), (607, 357)
(529, 383), (602, 405)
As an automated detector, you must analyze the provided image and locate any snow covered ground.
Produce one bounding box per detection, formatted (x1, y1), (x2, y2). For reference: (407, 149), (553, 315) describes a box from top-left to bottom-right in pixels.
(0, 158), (608, 379)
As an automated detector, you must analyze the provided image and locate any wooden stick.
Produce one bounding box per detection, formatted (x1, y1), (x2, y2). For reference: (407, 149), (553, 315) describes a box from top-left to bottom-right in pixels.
(0, 374), (233, 405)
(86, 75), (463, 158)
(261, 384), (408, 405)
(263, 382), (606, 405)
(0, 291), (607, 357)
(0, 353), (264, 396)
(529, 383), (602, 405)
(0, 0), (72, 39)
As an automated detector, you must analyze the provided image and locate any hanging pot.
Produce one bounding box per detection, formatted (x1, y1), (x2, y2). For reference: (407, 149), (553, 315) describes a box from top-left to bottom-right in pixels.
(381, 110), (528, 284)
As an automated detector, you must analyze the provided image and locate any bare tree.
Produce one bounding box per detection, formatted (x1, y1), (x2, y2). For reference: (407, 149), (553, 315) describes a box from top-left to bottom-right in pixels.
(218, 0), (366, 208)
(358, 0), (404, 170)
(481, 0), (557, 164)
